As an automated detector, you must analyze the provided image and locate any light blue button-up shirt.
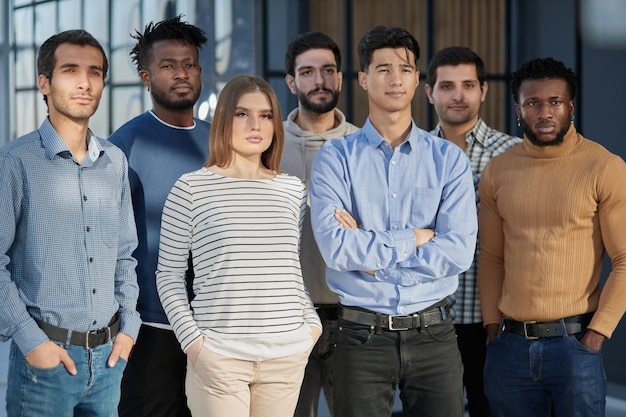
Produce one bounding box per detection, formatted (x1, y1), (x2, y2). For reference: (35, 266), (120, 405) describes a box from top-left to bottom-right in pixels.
(310, 118), (477, 315)
(0, 118), (140, 355)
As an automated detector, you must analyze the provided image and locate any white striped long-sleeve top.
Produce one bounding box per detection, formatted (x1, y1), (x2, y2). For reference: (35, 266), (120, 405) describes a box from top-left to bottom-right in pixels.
(156, 168), (321, 361)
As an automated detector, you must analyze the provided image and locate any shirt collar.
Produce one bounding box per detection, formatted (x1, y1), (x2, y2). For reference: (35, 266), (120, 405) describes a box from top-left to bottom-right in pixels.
(39, 117), (102, 162)
(433, 118), (489, 149)
(361, 117), (420, 151)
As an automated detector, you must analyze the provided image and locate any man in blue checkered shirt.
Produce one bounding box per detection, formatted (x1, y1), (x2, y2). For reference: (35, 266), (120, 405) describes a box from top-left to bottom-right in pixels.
(0, 30), (140, 417)
(425, 46), (522, 417)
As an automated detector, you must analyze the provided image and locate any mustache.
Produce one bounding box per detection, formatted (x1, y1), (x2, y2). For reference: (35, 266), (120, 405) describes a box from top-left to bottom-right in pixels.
(307, 87), (333, 97)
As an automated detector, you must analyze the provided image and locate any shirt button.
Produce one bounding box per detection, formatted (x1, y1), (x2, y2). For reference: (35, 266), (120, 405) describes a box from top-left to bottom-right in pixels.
(391, 160), (396, 165)
(89, 257), (94, 263)
(93, 320), (97, 325)
(86, 226), (91, 232)
(384, 275), (389, 280)
(83, 195), (88, 201)
(92, 288), (96, 294)
(376, 263), (382, 268)
(392, 193), (397, 198)
(392, 225), (398, 230)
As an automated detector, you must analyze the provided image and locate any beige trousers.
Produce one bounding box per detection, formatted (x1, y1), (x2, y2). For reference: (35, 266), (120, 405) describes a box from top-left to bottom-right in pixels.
(186, 348), (309, 417)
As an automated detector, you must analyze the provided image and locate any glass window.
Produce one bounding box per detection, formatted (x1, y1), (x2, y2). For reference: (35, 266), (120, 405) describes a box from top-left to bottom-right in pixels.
(58, 0), (82, 32)
(84, 0), (109, 41)
(13, 7), (34, 46)
(34, 2), (57, 46)
(15, 49), (35, 89)
(90, 91), (110, 138)
(111, 86), (143, 131)
(15, 91), (36, 136)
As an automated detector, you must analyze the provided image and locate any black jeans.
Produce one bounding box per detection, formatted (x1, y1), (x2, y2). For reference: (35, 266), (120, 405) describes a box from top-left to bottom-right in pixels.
(333, 317), (464, 417)
(455, 323), (491, 417)
(118, 325), (191, 417)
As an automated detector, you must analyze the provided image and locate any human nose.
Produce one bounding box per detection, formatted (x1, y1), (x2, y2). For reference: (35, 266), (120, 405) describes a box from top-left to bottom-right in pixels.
(249, 115), (260, 130)
(173, 65), (189, 79)
(537, 102), (553, 119)
(75, 69), (92, 91)
(313, 70), (324, 86)
(452, 86), (462, 101)
(389, 69), (402, 86)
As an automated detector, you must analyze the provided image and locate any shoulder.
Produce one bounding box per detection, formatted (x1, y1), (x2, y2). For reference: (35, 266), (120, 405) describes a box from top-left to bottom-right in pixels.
(0, 130), (41, 158)
(107, 112), (153, 147)
(484, 127), (523, 150)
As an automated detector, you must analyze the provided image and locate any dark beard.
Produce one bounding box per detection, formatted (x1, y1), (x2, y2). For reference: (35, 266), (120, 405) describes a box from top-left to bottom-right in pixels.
(298, 88), (339, 114)
(521, 119), (569, 147)
(151, 85), (201, 112)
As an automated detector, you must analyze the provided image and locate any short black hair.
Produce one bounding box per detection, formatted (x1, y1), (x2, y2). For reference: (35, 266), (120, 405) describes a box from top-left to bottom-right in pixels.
(357, 25), (420, 72)
(130, 15), (208, 72)
(511, 57), (577, 103)
(426, 46), (486, 87)
(285, 31), (342, 76)
(38, 29), (108, 80)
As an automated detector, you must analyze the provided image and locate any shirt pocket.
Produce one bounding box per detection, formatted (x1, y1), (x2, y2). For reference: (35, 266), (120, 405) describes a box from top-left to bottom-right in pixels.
(410, 187), (442, 227)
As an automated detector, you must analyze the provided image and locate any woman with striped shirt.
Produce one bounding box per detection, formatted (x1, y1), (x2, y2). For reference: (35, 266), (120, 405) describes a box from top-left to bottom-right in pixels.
(156, 75), (322, 417)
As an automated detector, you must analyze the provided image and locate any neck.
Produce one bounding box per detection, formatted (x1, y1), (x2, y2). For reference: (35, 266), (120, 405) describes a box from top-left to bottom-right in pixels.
(438, 118), (477, 151)
(213, 155), (274, 180)
(369, 110), (413, 149)
(294, 107), (337, 133)
(48, 113), (90, 163)
(152, 104), (195, 127)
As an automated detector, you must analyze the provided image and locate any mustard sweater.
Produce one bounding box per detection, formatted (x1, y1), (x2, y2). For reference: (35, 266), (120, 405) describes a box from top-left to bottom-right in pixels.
(478, 125), (626, 338)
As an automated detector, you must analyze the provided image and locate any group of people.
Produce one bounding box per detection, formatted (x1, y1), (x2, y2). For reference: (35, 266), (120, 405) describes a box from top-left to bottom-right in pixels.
(0, 14), (624, 417)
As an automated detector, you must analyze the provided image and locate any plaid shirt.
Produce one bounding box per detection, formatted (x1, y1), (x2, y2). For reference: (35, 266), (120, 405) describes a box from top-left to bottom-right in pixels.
(432, 118), (522, 324)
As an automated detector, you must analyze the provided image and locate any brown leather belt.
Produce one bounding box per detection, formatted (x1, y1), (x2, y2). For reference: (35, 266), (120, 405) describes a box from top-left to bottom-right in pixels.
(501, 313), (593, 340)
(338, 300), (449, 331)
(36, 314), (120, 348)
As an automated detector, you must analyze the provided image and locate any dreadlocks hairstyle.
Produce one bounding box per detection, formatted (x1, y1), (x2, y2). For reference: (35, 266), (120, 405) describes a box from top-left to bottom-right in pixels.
(130, 14), (208, 72)
(511, 57), (577, 104)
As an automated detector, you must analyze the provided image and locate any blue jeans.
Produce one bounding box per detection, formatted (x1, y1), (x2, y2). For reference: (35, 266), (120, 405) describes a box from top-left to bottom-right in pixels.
(333, 317), (464, 417)
(484, 331), (606, 417)
(6, 340), (127, 417)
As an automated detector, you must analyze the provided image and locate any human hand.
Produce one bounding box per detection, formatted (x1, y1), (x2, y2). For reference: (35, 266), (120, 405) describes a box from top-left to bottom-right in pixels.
(108, 332), (134, 367)
(412, 228), (435, 247)
(25, 340), (77, 375)
(186, 337), (204, 366)
(334, 208), (358, 229)
(578, 329), (605, 352)
(311, 326), (322, 345)
(485, 323), (500, 344)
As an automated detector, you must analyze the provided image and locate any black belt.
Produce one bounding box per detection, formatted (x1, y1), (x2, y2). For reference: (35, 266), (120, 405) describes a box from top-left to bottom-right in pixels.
(501, 313), (593, 340)
(36, 314), (120, 348)
(338, 301), (449, 331)
(315, 305), (338, 321)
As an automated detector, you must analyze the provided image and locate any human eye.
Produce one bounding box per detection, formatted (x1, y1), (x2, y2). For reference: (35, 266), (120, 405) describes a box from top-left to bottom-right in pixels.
(464, 82), (475, 89)
(260, 112), (273, 120)
(300, 70), (312, 76)
(235, 111), (247, 118)
(440, 83), (452, 90)
(324, 68), (336, 75)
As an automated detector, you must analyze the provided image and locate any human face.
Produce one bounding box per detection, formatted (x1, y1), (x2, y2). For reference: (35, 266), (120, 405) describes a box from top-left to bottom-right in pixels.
(286, 48), (342, 114)
(38, 43), (104, 122)
(141, 39), (202, 111)
(516, 78), (573, 147)
(426, 63), (487, 128)
(358, 48), (419, 114)
(231, 91), (274, 162)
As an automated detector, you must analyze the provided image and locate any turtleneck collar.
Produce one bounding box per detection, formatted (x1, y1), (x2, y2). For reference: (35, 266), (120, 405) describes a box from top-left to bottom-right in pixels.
(522, 124), (579, 159)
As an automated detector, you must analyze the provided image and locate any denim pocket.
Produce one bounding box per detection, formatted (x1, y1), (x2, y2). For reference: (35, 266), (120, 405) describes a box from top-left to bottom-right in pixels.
(337, 320), (373, 347)
(568, 334), (601, 354)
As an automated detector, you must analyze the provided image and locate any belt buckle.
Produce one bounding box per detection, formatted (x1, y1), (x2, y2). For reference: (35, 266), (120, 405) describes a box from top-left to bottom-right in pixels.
(523, 321), (539, 340)
(388, 315), (409, 331)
